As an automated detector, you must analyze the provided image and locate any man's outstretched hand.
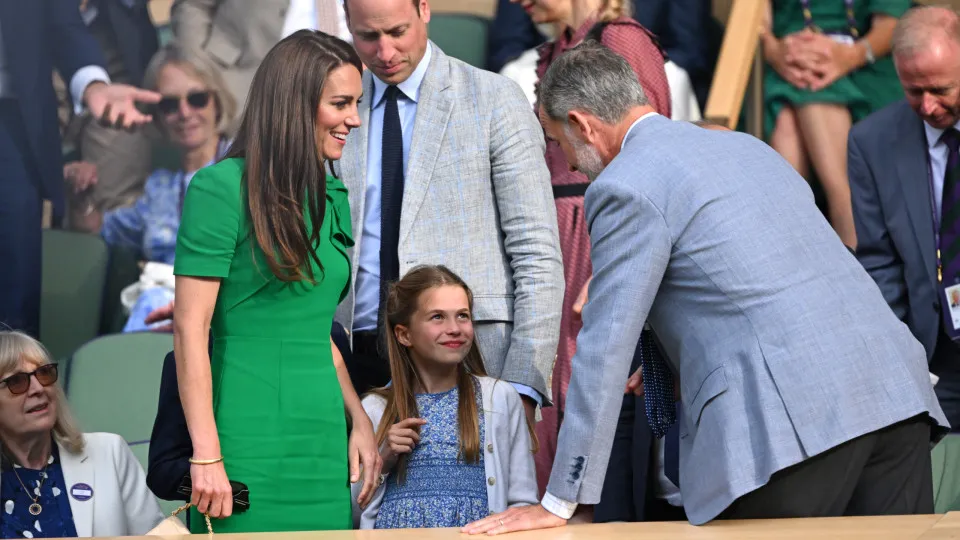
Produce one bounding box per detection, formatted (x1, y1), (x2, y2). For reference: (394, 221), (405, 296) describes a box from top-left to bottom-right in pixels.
(461, 504), (566, 536)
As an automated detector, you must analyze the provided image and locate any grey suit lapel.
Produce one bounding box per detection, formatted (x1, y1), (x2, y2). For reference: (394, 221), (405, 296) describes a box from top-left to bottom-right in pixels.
(59, 442), (94, 537)
(895, 108), (937, 290)
(400, 44), (454, 247)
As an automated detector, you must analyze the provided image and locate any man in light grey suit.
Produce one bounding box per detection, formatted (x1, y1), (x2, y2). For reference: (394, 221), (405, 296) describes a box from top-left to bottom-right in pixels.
(465, 42), (947, 531)
(849, 6), (960, 429)
(334, 0), (563, 423)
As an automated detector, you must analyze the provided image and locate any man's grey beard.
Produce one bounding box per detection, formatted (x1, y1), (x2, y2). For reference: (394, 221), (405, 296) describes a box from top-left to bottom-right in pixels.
(564, 125), (605, 181)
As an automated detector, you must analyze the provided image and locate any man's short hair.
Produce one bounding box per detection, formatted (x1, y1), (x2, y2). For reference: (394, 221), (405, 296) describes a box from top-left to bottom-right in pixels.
(538, 40), (648, 124)
(343, 0), (421, 19)
(891, 5), (960, 59)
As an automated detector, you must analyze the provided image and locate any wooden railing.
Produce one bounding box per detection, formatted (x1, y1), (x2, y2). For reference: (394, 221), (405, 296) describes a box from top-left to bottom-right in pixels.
(703, 0), (765, 136)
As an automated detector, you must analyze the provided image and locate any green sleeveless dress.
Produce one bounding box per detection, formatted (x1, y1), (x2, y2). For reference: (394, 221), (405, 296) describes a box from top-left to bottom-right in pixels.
(174, 157), (353, 532)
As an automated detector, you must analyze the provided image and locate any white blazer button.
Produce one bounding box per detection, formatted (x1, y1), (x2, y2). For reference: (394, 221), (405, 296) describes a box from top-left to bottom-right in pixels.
(487, 443), (494, 453)
(488, 477), (496, 486)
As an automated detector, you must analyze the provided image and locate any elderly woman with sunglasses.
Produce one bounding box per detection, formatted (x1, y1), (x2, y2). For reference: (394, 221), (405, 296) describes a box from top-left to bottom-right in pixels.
(100, 43), (236, 332)
(0, 332), (163, 538)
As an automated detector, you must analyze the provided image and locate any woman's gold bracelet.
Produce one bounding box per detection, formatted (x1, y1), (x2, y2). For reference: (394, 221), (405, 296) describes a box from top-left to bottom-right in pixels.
(189, 457), (224, 465)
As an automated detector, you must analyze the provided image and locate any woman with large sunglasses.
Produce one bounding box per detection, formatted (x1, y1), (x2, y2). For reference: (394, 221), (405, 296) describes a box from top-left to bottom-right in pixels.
(99, 43), (236, 332)
(0, 331), (164, 538)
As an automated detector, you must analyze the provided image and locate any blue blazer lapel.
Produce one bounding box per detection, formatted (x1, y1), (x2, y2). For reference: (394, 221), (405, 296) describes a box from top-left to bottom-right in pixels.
(399, 44), (454, 248)
(895, 108), (938, 290)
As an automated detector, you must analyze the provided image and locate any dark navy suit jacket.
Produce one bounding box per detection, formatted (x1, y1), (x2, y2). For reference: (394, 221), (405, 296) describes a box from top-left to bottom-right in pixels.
(91, 0), (159, 85)
(0, 0), (107, 218)
(147, 323), (355, 500)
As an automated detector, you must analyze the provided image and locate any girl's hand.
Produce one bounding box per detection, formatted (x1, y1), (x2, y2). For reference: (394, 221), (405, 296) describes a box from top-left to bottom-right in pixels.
(349, 419), (383, 509)
(190, 461), (233, 519)
(385, 417), (427, 461)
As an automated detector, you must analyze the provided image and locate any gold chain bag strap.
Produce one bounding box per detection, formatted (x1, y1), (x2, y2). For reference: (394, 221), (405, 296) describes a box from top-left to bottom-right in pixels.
(145, 502), (214, 535)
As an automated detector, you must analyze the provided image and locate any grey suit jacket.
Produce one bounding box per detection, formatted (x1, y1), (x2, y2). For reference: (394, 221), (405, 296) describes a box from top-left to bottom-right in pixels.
(332, 45), (563, 401)
(551, 115), (947, 525)
(849, 100), (940, 360)
(171, 0), (288, 130)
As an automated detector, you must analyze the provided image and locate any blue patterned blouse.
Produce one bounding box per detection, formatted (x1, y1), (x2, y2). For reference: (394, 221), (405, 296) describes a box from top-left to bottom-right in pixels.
(101, 139), (229, 264)
(375, 380), (489, 529)
(0, 445), (77, 539)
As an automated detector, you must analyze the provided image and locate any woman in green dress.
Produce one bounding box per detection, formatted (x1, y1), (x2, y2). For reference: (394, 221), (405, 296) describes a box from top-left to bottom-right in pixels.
(171, 30), (381, 533)
(760, 0), (910, 248)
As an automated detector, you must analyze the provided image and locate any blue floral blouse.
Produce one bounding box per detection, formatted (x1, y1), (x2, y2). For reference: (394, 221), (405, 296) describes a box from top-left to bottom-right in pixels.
(374, 380), (489, 529)
(0, 445), (77, 539)
(101, 139), (229, 264)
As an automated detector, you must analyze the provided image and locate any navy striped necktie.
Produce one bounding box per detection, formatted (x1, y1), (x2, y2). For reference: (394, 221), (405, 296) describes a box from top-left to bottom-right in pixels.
(640, 329), (676, 439)
(377, 85), (404, 357)
(939, 128), (960, 289)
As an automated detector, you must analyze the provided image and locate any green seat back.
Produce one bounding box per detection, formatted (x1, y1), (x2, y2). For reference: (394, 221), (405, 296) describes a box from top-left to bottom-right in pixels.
(66, 333), (173, 445)
(128, 442), (182, 515)
(40, 230), (109, 363)
(428, 14), (490, 68)
(933, 434), (960, 513)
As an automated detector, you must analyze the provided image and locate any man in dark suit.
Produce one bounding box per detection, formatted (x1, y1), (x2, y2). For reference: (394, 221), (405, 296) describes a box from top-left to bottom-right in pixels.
(849, 5), (960, 428)
(0, 1), (160, 337)
(66, 0), (161, 231)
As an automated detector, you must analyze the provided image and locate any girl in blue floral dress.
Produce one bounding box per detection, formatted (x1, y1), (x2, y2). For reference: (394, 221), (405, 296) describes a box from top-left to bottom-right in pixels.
(354, 265), (539, 529)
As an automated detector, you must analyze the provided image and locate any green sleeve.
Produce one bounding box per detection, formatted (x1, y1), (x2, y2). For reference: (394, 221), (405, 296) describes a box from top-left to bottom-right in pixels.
(865, 0), (910, 18)
(174, 164), (243, 278)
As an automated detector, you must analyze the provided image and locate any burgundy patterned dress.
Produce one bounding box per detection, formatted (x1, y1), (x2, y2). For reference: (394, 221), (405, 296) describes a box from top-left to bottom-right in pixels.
(533, 16), (671, 495)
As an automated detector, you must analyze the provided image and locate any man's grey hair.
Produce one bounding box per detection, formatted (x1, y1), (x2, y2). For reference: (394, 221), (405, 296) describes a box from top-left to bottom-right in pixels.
(891, 5), (960, 59)
(538, 40), (648, 124)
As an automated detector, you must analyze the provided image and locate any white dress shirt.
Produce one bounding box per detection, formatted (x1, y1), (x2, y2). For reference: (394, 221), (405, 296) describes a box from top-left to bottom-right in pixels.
(0, 18), (109, 109)
(924, 120), (960, 220)
(542, 111), (683, 519)
(281, 0), (351, 43)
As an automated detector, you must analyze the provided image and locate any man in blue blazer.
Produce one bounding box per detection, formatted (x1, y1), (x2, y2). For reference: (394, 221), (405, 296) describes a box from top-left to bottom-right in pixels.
(849, 6), (960, 428)
(0, 0), (160, 337)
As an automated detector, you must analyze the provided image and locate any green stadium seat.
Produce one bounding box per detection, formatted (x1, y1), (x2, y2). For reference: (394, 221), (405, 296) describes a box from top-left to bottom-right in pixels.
(933, 434), (960, 513)
(40, 230), (109, 363)
(428, 13), (490, 68)
(66, 332), (172, 445)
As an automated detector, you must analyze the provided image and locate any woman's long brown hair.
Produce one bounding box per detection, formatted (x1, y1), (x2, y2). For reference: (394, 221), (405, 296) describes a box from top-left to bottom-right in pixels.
(372, 265), (488, 484)
(225, 30), (362, 282)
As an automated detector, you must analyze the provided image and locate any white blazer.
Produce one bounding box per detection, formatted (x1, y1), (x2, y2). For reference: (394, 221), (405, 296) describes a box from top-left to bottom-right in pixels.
(0, 432), (164, 537)
(352, 376), (539, 529)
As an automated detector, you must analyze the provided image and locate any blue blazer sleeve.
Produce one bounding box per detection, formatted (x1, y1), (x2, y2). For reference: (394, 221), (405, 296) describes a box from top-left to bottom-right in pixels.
(147, 351), (192, 501)
(48, 0), (107, 84)
(487, 0), (545, 73)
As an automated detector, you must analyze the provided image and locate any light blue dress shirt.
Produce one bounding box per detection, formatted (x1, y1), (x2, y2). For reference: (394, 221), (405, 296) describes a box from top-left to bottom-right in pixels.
(353, 44), (541, 405)
(925, 121), (960, 221)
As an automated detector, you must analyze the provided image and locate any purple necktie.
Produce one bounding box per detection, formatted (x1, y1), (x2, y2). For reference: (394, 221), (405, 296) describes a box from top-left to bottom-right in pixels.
(939, 129), (960, 288)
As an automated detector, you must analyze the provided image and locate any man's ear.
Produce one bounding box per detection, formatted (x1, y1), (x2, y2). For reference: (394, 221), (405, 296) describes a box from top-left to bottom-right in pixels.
(567, 110), (595, 144)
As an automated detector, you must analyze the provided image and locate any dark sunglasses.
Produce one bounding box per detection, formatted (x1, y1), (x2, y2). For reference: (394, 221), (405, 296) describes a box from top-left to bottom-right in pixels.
(0, 364), (58, 396)
(156, 91), (212, 116)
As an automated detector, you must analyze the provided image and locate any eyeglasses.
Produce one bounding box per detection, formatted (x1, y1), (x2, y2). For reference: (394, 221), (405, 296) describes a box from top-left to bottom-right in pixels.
(0, 364), (58, 395)
(156, 91), (212, 116)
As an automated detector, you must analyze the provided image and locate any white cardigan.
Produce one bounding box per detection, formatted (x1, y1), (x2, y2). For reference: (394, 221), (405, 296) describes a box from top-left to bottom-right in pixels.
(1, 432), (164, 537)
(352, 376), (539, 528)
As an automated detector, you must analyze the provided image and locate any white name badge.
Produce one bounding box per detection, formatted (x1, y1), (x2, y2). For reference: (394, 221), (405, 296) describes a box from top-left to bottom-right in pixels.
(826, 34), (855, 46)
(941, 283), (960, 340)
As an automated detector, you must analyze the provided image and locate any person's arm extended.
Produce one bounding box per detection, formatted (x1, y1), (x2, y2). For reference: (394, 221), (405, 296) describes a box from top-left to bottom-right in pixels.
(332, 341), (382, 508)
(173, 275), (233, 518)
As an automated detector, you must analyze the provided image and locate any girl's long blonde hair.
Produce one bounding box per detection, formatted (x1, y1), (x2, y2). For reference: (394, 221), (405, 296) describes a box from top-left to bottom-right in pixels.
(0, 332), (85, 455)
(372, 266), (488, 484)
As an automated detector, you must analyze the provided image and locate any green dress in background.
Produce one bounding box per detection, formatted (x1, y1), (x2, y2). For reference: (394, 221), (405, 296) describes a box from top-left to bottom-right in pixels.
(764, 0), (911, 136)
(174, 157), (354, 533)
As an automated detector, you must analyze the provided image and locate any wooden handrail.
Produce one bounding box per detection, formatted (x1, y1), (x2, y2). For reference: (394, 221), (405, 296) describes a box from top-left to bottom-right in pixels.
(704, 0), (765, 134)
